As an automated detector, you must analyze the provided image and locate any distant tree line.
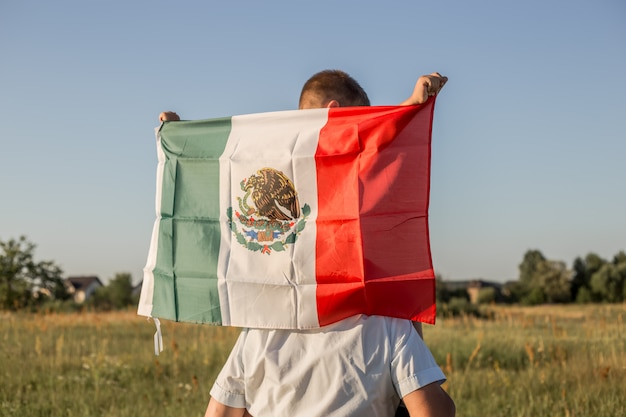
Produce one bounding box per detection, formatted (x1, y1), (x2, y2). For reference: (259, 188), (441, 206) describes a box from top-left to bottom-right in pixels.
(2, 236), (624, 313)
(506, 249), (626, 305)
(437, 248), (626, 315)
(0, 236), (137, 312)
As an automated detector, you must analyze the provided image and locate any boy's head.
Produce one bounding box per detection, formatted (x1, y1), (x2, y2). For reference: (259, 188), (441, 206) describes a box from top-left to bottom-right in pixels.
(298, 69), (370, 109)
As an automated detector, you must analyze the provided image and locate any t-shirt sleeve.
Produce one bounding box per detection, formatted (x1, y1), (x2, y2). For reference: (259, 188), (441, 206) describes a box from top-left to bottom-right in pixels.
(389, 320), (447, 399)
(209, 330), (248, 409)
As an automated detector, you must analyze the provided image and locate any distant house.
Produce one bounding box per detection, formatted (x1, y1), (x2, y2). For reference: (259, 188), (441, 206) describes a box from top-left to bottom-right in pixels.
(65, 276), (103, 303)
(465, 280), (503, 304)
(442, 279), (504, 304)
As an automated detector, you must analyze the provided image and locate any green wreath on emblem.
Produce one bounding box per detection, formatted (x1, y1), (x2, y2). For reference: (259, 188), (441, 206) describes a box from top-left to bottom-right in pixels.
(227, 204), (310, 255)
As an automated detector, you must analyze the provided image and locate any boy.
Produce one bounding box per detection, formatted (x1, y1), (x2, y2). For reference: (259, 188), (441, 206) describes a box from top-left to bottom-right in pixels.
(161, 70), (453, 417)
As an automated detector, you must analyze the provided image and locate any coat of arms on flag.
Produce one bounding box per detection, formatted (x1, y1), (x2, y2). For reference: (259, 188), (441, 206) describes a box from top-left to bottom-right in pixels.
(229, 168), (310, 255)
(138, 99), (438, 329)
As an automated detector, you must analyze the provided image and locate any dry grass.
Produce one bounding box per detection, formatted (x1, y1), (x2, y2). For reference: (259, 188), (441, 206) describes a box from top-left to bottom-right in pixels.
(0, 310), (240, 417)
(1, 304), (625, 416)
(424, 303), (626, 417)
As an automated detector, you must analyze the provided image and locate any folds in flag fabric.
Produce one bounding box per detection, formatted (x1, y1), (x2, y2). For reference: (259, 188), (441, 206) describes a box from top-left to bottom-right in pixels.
(138, 98), (438, 329)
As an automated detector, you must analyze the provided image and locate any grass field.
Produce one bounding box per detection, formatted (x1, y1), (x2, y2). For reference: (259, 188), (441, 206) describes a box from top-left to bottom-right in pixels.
(1, 304), (625, 416)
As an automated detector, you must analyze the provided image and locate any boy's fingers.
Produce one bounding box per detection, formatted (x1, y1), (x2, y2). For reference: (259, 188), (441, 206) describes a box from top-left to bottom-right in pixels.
(159, 111), (180, 122)
(427, 74), (447, 95)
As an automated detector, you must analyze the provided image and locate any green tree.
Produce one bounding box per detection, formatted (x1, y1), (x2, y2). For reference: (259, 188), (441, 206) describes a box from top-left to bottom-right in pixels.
(537, 260), (571, 303)
(524, 286), (546, 305)
(575, 286), (593, 303)
(517, 249), (546, 304)
(571, 256), (588, 300)
(0, 236), (67, 310)
(517, 250), (571, 305)
(107, 272), (133, 309)
(518, 249), (546, 288)
(89, 273), (134, 310)
(571, 253), (608, 302)
(613, 251), (626, 265)
(614, 251), (626, 302)
(590, 263), (625, 303)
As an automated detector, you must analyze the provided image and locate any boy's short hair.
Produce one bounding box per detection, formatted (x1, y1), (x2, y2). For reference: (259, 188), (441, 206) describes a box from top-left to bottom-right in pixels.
(299, 70), (370, 108)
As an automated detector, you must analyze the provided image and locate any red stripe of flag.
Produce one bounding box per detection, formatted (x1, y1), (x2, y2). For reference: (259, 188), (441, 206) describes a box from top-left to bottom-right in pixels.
(315, 101), (437, 326)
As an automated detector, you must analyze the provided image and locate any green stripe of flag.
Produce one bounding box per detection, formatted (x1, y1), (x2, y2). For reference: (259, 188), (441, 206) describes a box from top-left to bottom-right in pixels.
(151, 117), (232, 323)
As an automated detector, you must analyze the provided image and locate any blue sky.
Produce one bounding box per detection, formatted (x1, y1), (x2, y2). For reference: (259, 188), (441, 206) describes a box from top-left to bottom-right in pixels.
(1, 0), (624, 284)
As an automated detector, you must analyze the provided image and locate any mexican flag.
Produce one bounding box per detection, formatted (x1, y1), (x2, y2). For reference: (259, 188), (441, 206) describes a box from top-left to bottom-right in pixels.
(138, 99), (437, 329)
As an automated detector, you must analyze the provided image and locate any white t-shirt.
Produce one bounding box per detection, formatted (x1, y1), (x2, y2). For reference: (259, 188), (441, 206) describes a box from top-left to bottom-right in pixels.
(210, 314), (445, 417)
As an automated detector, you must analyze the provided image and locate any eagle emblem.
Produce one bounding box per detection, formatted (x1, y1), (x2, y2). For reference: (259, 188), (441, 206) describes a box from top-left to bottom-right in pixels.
(228, 167), (310, 254)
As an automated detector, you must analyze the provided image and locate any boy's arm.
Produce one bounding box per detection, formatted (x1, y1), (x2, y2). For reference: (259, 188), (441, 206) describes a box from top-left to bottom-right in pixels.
(403, 382), (456, 417)
(399, 73), (448, 106)
(403, 73), (447, 339)
(204, 398), (249, 417)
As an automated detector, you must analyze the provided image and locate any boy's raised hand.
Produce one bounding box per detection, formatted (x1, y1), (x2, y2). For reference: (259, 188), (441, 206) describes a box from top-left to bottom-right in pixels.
(400, 73), (448, 106)
(159, 111), (180, 122)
